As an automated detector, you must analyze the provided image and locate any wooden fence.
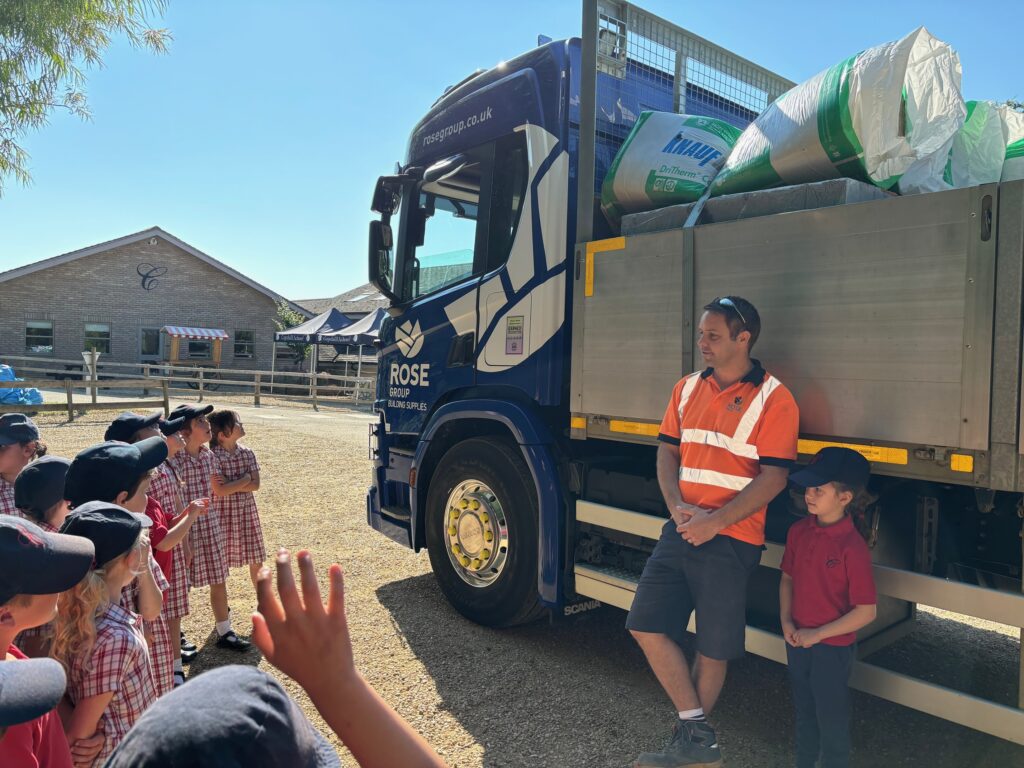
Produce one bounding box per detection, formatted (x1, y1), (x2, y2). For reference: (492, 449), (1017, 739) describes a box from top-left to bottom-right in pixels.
(0, 354), (375, 418)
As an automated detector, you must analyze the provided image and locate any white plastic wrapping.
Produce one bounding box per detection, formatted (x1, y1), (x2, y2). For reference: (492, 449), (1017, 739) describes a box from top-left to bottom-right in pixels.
(711, 28), (965, 197)
(1000, 106), (1024, 182)
(945, 101), (1006, 188)
(601, 111), (740, 228)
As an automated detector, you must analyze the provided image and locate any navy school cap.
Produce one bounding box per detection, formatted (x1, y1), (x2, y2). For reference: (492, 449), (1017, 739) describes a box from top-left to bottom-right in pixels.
(104, 411), (163, 443)
(158, 415), (186, 437)
(159, 404), (212, 438)
(14, 456), (71, 518)
(105, 665), (341, 768)
(789, 446), (871, 490)
(64, 437), (168, 508)
(168, 404), (213, 422)
(0, 657), (67, 728)
(0, 414), (39, 447)
(0, 516), (95, 605)
(58, 501), (151, 569)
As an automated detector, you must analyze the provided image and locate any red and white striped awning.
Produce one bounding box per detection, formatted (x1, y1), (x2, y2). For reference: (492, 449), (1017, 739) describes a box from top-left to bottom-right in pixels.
(161, 326), (229, 340)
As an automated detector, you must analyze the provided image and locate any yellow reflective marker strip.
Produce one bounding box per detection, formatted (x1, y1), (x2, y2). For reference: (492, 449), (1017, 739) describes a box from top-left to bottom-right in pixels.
(950, 453), (974, 473)
(609, 420), (661, 437)
(570, 416), (587, 430)
(584, 237), (626, 297)
(798, 439), (908, 466)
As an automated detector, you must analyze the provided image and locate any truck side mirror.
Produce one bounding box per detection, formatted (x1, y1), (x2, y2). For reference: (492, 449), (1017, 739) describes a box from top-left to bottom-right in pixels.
(372, 176), (401, 215)
(368, 221), (398, 302)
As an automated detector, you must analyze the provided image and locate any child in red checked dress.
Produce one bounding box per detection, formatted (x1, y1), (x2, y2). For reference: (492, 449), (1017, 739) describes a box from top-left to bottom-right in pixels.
(167, 404), (251, 652)
(209, 409), (266, 585)
(0, 413), (47, 517)
(52, 502), (159, 766)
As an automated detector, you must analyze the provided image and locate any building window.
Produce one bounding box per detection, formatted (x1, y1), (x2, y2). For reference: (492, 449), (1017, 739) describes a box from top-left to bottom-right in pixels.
(234, 330), (255, 358)
(84, 323), (111, 354)
(140, 328), (162, 360)
(25, 321), (54, 354)
(187, 340), (212, 359)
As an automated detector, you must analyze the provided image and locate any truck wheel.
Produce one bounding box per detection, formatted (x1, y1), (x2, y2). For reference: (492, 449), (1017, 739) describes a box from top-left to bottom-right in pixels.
(425, 437), (545, 627)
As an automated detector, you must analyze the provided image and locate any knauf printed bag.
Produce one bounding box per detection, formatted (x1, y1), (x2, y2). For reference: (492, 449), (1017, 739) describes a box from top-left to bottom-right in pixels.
(601, 111), (741, 228)
(711, 28), (964, 197)
(1000, 106), (1024, 182)
(943, 101), (1006, 188)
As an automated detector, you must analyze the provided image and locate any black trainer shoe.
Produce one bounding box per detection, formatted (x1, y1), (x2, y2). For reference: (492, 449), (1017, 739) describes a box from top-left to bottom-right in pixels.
(180, 632), (197, 653)
(215, 630), (251, 651)
(634, 720), (722, 768)
(180, 647), (198, 664)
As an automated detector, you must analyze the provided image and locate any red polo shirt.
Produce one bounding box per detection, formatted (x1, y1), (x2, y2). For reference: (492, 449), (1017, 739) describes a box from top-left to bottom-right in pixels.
(780, 514), (877, 646)
(144, 495), (172, 583)
(0, 645), (73, 768)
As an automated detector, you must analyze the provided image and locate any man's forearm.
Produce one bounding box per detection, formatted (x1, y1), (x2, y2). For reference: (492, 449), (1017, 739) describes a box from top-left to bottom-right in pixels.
(657, 444), (684, 509)
(709, 467), (789, 529)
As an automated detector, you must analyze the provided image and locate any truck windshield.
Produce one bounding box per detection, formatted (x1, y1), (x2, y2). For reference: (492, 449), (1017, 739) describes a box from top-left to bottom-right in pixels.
(404, 161), (481, 301)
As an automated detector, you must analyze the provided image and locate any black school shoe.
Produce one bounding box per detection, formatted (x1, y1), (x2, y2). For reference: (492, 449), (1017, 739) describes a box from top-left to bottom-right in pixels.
(633, 720), (722, 768)
(215, 630), (252, 651)
(180, 647), (198, 664)
(180, 632), (197, 653)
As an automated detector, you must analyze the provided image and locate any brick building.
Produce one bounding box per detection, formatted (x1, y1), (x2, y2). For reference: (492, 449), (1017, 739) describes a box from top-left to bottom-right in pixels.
(0, 227), (308, 371)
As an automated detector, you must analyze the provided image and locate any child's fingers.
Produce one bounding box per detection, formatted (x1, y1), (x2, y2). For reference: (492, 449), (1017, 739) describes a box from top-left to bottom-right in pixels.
(296, 550), (326, 619)
(250, 612), (275, 658)
(275, 548), (305, 615)
(326, 564), (347, 627)
(255, 566), (285, 624)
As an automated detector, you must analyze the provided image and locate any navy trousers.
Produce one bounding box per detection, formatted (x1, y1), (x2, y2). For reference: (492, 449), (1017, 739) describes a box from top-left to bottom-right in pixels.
(786, 642), (855, 768)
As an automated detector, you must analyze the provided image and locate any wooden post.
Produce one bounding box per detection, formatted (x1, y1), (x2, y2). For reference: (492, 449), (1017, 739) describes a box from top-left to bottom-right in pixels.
(143, 364), (151, 396)
(254, 373), (261, 407)
(161, 380), (170, 416)
(198, 369), (204, 402)
(64, 379), (74, 422)
(312, 371), (319, 412)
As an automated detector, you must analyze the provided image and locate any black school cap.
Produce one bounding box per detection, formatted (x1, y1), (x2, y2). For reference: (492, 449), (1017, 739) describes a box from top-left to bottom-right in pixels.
(160, 403), (212, 436)
(0, 516), (94, 605)
(0, 414), (39, 446)
(105, 665), (341, 767)
(104, 411), (163, 443)
(789, 446), (871, 490)
(58, 501), (151, 568)
(168, 404), (213, 422)
(64, 437), (168, 508)
(14, 456), (71, 518)
(0, 657), (68, 728)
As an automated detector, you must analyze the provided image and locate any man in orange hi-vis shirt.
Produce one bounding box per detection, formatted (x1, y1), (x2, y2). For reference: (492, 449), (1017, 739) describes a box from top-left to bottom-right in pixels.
(629, 296), (799, 768)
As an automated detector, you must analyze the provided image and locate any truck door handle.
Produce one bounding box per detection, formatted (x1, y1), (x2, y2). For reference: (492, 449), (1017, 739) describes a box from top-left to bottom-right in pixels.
(447, 332), (476, 367)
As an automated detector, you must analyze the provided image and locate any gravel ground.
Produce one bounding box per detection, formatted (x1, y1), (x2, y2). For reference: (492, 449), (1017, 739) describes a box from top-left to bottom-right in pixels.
(28, 399), (1024, 767)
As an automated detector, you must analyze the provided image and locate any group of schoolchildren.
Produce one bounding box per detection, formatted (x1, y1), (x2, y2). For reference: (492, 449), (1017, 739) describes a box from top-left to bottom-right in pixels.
(0, 397), (879, 767)
(0, 407), (447, 768)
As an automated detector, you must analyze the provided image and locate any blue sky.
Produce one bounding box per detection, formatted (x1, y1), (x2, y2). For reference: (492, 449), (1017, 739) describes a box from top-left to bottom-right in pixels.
(0, 0), (1021, 301)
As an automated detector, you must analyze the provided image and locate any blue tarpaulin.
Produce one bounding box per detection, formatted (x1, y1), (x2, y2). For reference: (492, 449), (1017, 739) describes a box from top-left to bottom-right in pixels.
(0, 364), (43, 405)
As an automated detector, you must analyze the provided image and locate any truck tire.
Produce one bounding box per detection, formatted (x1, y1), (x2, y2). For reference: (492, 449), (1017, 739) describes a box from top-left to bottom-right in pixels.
(425, 437), (545, 627)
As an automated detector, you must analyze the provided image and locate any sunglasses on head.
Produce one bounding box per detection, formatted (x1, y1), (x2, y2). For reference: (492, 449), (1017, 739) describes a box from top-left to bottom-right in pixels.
(711, 297), (746, 327)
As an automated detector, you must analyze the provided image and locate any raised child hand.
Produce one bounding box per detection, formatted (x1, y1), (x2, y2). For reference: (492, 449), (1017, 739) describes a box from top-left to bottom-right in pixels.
(252, 549), (355, 695)
(186, 498), (210, 517)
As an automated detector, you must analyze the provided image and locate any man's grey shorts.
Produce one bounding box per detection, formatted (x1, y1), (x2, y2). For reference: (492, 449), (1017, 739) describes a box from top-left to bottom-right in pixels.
(625, 520), (762, 660)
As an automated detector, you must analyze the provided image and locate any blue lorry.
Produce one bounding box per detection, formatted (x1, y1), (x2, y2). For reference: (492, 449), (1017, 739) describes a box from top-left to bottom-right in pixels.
(365, 1), (1024, 743)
